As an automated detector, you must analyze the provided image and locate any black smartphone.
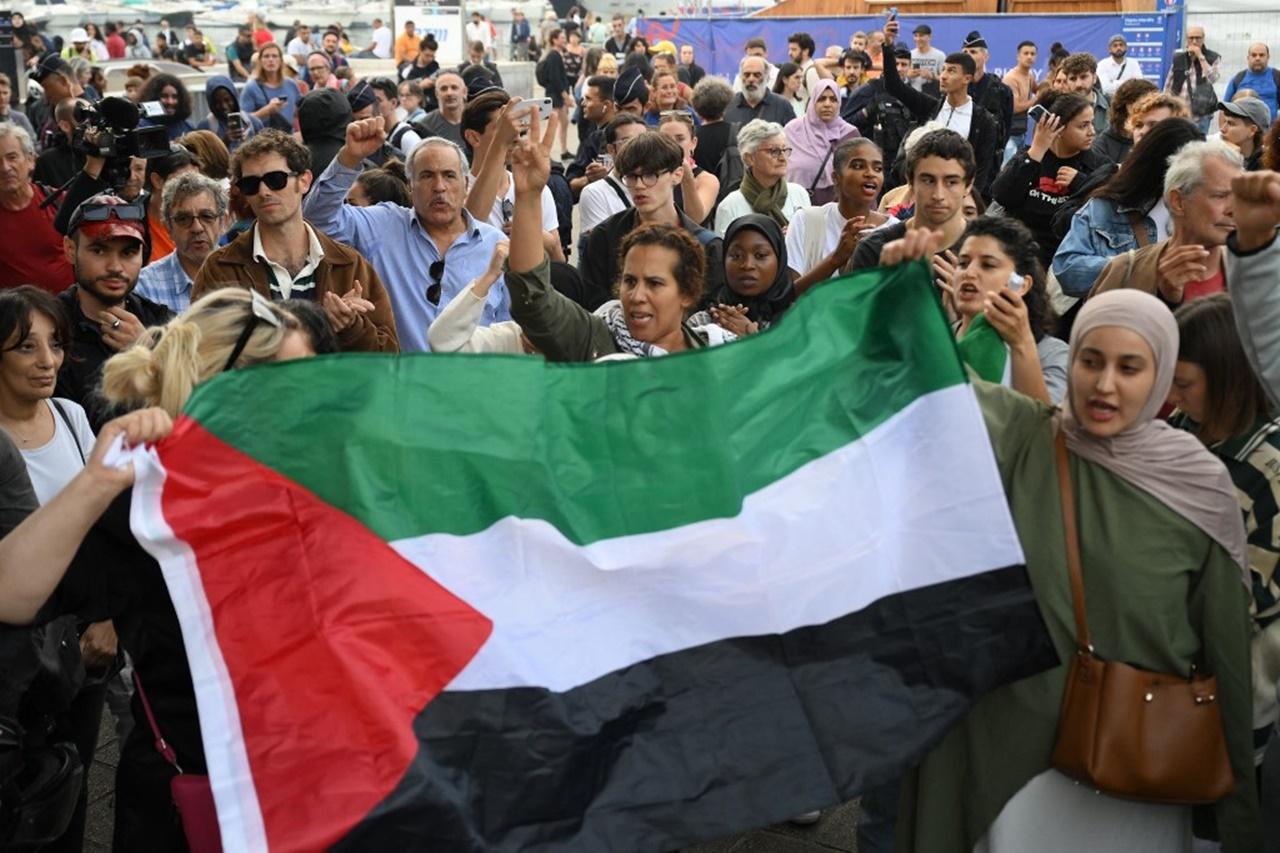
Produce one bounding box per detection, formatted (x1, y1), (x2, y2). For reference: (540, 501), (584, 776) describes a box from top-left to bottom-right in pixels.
(1028, 104), (1049, 122)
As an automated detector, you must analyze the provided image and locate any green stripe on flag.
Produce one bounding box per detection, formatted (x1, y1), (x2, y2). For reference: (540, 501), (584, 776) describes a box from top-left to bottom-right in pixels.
(956, 314), (1011, 386)
(182, 260), (964, 544)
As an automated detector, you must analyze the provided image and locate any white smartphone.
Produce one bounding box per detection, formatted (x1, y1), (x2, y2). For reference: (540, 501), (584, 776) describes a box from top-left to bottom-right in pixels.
(511, 98), (553, 121)
(1006, 270), (1026, 294)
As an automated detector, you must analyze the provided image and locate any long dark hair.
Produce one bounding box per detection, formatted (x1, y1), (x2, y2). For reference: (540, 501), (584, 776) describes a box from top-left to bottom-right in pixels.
(1175, 294), (1271, 440)
(773, 62), (801, 95)
(1092, 117), (1204, 208)
(959, 216), (1055, 341)
(140, 72), (193, 122)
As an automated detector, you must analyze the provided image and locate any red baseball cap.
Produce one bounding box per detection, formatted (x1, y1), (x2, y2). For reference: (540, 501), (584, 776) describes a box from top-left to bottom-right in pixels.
(67, 194), (148, 244)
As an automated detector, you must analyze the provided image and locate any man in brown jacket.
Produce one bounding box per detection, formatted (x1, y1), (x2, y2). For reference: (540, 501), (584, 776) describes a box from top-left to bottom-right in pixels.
(1089, 139), (1241, 307)
(192, 130), (400, 352)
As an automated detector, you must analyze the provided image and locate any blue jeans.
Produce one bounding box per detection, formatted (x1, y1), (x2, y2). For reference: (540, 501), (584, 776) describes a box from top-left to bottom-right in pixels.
(856, 778), (901, 853)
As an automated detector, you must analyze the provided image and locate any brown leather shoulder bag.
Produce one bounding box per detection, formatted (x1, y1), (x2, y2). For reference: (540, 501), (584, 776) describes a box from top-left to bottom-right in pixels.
(1050, 432), (1235, 804)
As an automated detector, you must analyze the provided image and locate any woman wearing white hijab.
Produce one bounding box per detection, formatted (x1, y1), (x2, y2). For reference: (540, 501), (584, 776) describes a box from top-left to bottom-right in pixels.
(881, 230), (1260, 853)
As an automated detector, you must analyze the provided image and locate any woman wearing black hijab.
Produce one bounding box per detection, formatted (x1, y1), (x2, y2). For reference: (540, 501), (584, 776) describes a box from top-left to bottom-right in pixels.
(693, 213), (795, 335)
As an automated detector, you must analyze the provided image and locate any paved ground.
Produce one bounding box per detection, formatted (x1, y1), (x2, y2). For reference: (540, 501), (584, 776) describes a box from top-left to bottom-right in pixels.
(84, 716), (119, 852)
(84, 713), (861, 852)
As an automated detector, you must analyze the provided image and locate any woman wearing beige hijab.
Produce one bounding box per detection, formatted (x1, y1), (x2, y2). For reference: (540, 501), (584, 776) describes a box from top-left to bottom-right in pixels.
(881, 230), (1260, 853)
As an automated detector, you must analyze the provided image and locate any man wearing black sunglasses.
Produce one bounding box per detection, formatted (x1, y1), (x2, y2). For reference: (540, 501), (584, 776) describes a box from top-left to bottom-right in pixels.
(191, 130), (400, 353)
(55, 195), (175, 431)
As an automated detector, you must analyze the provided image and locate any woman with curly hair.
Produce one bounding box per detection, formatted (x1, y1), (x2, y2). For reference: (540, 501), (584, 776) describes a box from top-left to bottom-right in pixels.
(139, 73), (195, 141)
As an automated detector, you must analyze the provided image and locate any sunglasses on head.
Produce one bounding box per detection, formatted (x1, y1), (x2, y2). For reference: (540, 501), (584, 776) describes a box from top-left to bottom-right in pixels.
(67, 200), (147, 233)
(236, 170), (299, 196)
(427, 259), (445, 305)
(223, 289), (283, 372)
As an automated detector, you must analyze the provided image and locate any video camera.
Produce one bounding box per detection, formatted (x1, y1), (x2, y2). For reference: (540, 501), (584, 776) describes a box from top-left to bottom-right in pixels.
(72, 96), (174, 191)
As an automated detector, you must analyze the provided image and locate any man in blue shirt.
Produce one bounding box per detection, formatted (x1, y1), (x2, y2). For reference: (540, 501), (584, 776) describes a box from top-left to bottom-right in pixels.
(303, 118), (510, 352)
(1224, 43), (1280, 120)
(136, 172), (227, 312)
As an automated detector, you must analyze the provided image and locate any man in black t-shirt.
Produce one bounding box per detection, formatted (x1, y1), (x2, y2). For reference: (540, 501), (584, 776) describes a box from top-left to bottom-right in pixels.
(850, 129), (974, 272)
(604, 14), (633, 56)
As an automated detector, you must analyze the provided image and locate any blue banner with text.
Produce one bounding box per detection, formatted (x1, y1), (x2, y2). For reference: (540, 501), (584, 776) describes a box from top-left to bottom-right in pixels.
(641, 13), (1182, 86)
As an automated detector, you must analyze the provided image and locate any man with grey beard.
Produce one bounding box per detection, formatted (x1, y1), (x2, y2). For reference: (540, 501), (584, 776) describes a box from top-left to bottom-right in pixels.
(724, 55), (796, 126)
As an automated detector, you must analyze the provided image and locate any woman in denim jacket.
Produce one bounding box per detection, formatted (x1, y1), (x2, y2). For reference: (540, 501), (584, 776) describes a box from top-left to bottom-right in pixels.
(1052, 118), (1202, 296)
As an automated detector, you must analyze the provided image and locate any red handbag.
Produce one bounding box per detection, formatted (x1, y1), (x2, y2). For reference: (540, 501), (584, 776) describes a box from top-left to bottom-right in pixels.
(134, 672), (223, 852)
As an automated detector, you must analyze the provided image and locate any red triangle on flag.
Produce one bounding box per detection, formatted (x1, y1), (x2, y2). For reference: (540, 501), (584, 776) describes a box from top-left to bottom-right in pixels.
(157, 420), (493, 851)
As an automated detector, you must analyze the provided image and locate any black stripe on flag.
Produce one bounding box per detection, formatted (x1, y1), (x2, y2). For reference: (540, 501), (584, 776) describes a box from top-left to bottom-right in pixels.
(333, 564), (1056, 852)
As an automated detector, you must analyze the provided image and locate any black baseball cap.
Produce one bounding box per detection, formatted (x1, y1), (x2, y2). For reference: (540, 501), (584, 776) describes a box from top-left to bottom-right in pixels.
(31, 54), (71, 83)
(912, 24), (932, 35)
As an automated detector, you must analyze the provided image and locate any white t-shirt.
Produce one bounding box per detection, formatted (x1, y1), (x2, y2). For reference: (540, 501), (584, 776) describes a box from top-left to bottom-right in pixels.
(910, 47), (947, 91)
(937, 97), (974, 140)
(285, 37), (315, 59)
(371, 24), (392, 59)
(1096, 55), (1144, 96)
(713, 183), (811, 236)
(484, 171), (560, 234)
(465, 21), (492, 50)
(785, 202), (899, 277)
(18, 399), (95, 505)
(579, 176), (632, 235)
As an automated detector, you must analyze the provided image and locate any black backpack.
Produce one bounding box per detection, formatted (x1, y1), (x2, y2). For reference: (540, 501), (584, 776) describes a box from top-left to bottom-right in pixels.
(871, 93), (916, 190)
(711, 121), (743, 216)
(535, 55), (551, 89)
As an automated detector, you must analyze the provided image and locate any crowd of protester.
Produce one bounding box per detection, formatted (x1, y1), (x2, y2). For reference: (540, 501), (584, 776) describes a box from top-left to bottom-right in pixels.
(2, 7), (1280, 851)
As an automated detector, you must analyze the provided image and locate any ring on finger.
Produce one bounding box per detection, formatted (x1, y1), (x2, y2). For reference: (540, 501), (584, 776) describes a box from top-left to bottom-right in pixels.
(111, 318), (122, 329)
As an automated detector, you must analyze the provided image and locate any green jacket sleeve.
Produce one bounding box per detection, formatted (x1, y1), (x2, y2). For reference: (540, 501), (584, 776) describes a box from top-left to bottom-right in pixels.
(505, 255), (618, 362)
(1192, 545), (1263, 852)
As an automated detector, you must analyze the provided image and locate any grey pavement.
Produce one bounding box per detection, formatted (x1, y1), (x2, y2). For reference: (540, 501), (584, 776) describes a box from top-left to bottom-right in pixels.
(84, 708), (859, 852)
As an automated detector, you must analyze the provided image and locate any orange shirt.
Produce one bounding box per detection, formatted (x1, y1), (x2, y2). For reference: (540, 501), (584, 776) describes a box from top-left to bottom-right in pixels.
(395, 32), (418, 65)
(149, 217), (175, 262)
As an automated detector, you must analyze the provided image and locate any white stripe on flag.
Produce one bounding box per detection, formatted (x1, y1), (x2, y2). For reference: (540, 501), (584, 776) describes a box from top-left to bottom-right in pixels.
(393, 384), (1025, 694)
(131, 449), (269, 853)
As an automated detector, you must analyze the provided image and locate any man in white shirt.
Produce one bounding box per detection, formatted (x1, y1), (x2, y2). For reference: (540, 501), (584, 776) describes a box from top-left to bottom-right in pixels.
(465, 12), (492, 59)
(285, 24), (316, 61)
(578, 115), (646, 235)
(909, 24), (946, 92)
(358, 18), (392, 59)
(1097, 34), (1144, 96)
(787, 31), (821, 106)
(462, 90), (563, 259)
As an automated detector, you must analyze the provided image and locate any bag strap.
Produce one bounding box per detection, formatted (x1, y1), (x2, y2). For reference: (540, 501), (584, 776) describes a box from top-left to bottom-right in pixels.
(50, 399), (85, 464)
(605, 175), (631, 208)
(133, 670), (184, 773)
(1055, 431), (1092, 653)
(808, 143), (836, 193)
(1127, 210), (1151, 248)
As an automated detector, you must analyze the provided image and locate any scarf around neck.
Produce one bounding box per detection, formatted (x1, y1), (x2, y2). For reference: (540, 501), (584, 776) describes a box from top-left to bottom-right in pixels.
(594, 300), (735, 356)
(740, 168), (791, 228)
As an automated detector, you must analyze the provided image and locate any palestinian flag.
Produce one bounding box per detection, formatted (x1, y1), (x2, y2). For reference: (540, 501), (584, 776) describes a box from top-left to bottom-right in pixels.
(128, 260), (1056, 852)
(956, 313), (1012, 386)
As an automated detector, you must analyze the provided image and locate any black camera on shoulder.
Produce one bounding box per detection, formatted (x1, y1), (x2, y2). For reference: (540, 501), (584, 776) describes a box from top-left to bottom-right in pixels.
(72, 96), (174, 191)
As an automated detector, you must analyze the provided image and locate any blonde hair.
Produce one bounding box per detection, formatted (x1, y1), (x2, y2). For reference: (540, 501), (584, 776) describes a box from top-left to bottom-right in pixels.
(101, 289), (294, 416)
(598, 54), (618, 75)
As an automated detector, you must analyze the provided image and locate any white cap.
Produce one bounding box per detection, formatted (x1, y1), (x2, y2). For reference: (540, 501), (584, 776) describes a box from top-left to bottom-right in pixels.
(69, 26), (89, 43)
